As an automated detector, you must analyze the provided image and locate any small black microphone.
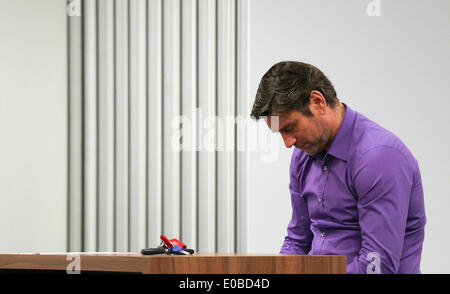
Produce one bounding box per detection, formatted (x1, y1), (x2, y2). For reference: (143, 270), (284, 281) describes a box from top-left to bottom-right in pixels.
(141, 247), (166, 255)
(184, 248), (195, 254)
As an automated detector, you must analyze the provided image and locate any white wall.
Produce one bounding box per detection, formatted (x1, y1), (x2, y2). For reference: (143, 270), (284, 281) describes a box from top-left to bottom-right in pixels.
(248, 0), (450, 274)
(0, 0), (67, 252)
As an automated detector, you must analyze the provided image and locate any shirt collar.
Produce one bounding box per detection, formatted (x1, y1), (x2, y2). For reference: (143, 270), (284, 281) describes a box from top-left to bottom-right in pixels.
(326, 103), (356, 162)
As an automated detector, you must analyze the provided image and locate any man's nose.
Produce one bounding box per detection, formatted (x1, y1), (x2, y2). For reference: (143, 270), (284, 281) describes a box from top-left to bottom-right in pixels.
(281, 133), (296, 148)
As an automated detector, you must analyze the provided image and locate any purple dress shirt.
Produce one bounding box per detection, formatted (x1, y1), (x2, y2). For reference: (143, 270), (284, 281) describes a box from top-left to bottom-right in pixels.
(280, 104), (426, 274)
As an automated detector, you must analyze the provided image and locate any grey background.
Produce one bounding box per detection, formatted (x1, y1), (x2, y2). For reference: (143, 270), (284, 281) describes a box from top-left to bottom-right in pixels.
(248, 0), (450, 273)
(0, 0), (449, 274)
(0, 0), (67, 252)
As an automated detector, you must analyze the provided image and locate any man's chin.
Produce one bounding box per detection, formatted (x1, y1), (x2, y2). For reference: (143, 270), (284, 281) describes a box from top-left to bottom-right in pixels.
(296, 143), (310, 152)
(298, 145), (321, 155)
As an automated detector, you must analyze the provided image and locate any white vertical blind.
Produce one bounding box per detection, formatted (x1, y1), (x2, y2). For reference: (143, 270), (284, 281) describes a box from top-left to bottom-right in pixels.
(68, 0), (84, 252)
(128, 0), (147, 252)
(97, 0), (115, 252)
(181, 0), (198, 250)
(68, 0), (250, 254)
(147, 0), (163, 248)
(217, 0), (236, 253)
(83, 0), (98, 253)
(114, 0), (129, 252)
(197, 0), (217, 253)
(162, 0), (181, 240)
(236, 0), (250, 253)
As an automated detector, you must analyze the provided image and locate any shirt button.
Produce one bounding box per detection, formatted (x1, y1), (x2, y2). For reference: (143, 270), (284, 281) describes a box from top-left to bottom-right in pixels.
(321, 232), (326, 237)
(322, 165), (328, 171)
(318, 197), (323, 203)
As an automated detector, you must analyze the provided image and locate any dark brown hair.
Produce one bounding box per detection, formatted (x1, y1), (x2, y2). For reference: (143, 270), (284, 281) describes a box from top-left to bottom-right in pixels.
(250, 61), (338, 119)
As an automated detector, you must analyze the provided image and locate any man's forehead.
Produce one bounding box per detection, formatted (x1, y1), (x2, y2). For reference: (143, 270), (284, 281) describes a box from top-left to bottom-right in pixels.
(266, 112), (293, 132)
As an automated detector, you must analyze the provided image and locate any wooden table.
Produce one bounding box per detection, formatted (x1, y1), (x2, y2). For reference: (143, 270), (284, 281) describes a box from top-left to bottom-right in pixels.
(0, 253), (346, 274)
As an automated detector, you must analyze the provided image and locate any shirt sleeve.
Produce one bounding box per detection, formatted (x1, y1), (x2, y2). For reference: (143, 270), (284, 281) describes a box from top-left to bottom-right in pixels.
(280, 150), (314, 255)
(346, 145), (413, 274)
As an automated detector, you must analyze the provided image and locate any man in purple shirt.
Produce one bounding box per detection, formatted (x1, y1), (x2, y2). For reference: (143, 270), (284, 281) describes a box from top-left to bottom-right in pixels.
(250, 61), (426, 274)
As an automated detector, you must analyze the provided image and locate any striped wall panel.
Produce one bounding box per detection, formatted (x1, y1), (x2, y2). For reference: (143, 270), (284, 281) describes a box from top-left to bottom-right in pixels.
(67, 0), (250, 254)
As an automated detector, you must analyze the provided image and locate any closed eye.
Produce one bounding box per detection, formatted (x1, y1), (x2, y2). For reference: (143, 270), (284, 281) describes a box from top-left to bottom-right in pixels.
(280, 123), (295, 133)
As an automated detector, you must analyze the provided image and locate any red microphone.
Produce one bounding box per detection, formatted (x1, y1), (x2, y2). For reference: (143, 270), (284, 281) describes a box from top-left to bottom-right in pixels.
(160, 234), (187, 249)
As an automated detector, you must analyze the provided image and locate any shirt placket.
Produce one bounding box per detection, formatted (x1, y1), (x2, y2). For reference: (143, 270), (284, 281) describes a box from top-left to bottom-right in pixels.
(317, 156), (330, 253)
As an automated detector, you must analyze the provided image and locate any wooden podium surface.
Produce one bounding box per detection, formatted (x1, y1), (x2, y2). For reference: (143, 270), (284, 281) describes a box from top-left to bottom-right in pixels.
(0, 253), (346, 274)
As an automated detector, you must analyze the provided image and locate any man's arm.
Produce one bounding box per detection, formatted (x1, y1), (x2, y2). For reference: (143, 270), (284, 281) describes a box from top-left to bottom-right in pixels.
(280, 150), (313, 255)
(347, 146), (413, 274)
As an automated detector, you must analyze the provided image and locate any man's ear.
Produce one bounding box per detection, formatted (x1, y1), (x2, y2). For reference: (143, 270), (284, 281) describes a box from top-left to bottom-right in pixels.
(309, 90), (327, 115)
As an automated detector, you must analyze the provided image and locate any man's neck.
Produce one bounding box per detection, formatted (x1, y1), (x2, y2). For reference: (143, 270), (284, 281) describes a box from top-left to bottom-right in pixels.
(324, 102), (346, 151)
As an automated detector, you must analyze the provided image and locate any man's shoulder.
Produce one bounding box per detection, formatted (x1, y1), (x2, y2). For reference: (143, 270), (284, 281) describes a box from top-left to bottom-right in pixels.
(350, 112), (417, 167)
